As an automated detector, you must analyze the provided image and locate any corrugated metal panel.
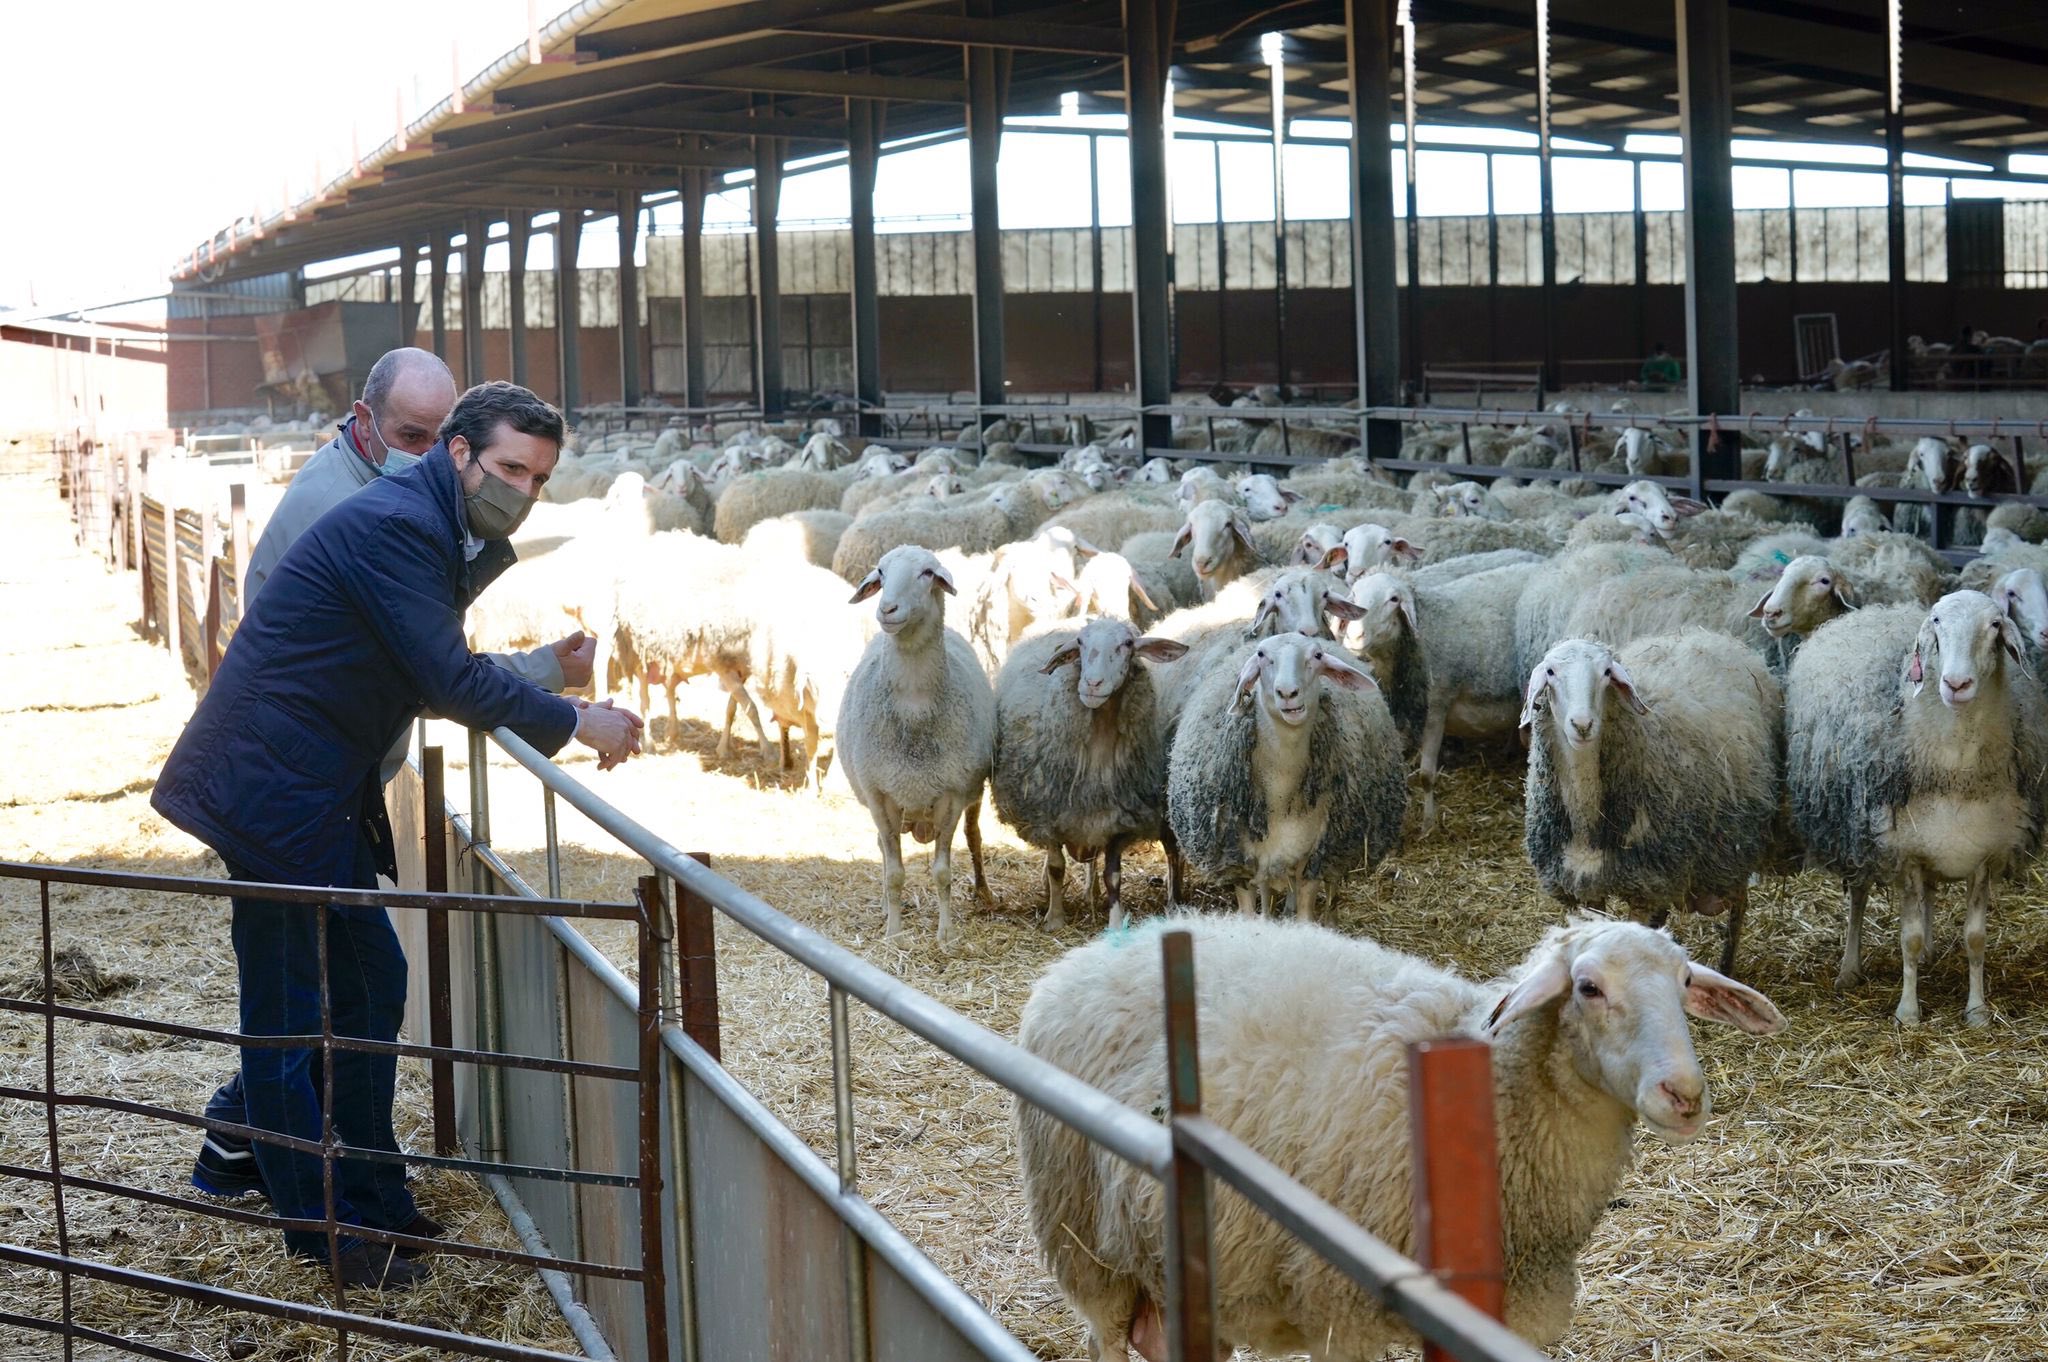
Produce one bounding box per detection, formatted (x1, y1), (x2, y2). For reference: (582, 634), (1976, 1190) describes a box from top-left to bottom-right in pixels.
(168, 274), (297, 320)
(141, 495), (169, 638)
(174, 508), (206, 677)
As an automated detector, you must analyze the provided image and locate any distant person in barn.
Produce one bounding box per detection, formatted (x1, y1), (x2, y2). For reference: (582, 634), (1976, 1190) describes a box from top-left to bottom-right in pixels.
(152, 381), (642, 1288)
(185, 349), (594, 1233)
(1639, 340), (1681, 391)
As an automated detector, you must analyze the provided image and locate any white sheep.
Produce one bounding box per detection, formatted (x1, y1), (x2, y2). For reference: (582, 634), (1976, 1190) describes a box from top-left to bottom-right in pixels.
(1168, 499), (1265, 599)
(837, 546), (998, 942)
(990, 617), (1189, 930)
(1234, 473), (1301, 521)
(1015, 915), (1786, 1362)
(1786, 594), (2048, 1023)
(1521, 632), (1784, 974)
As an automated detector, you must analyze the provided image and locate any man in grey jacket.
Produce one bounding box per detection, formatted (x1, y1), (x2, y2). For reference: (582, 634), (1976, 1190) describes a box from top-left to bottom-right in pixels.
(191, 348), (595, 1208)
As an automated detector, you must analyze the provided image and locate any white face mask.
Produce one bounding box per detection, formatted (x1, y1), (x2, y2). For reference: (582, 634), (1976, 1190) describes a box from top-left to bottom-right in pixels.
(362, 408), (433, 471)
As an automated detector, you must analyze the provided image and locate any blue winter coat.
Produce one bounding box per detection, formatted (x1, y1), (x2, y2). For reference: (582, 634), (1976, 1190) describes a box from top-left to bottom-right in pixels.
(152, 444), (578, 887)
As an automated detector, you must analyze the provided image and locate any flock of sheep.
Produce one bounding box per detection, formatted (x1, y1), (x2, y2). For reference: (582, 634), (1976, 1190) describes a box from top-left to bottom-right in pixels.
(471, 405), (2047, 1360)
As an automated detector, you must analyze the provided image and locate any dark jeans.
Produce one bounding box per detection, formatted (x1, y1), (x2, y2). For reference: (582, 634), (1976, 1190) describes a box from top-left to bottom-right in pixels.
(222, 839), (415, 1257)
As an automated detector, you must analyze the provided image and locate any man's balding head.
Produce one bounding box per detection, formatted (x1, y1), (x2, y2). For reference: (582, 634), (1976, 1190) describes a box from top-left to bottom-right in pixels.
(355, 348), (457, 463)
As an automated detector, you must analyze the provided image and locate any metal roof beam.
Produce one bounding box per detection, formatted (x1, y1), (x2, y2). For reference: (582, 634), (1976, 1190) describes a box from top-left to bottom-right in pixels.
(659, 67), (967, 103)
(519, 142), (753, 169)
(574, 0), (935, 62)
(772, 12), (1121, 56)
(499, 33), (855, 109)
(582, 109), (847, 141)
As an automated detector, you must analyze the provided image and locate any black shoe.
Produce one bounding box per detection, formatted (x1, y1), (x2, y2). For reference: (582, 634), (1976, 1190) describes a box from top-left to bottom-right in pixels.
(191, 1134), (267, 1200)
(389, 1211), (447, 1259)
(328, 1241), (431, 1290)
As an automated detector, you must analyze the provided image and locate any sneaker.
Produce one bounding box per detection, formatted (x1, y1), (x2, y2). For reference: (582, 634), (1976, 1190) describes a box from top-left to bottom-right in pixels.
(328, 1241), (432, 1290)
(388, 1211), (447, 1259)
(191, 1134), (267, 1199)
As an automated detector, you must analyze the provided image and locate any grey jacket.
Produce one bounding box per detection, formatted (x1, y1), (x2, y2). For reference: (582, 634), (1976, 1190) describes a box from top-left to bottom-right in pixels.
(246, 419), (567, 783)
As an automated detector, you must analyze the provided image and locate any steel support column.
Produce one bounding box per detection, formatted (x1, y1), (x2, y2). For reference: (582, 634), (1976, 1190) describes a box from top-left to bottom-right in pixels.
(1632, 160), (1649, 361)
(1677, 0), (1740, 491)
(399, 236), (419, 347)
(461, 211), (486, 388)
(556, 210), (583, 413)
(848, 99), (884, 437)
(1212, 138), (1228, 386)
(1123, 0), (1174, 451)
(681, 169), (708, 409)
(1269, 46), (1291, 393)
(617, 190), (643, 407)
(430, 229), (451, 361)
(1537, 0), (1560, 393)
(507, 211), (531, 387)
(1401, 7), (1421, 393)
(1346, 0), (1402, 460)
(751, 132), (784, 418)
(1090, 134), (1107, 394)
(1884, 0), (1908, 392)
(966, 12), (1007, 422)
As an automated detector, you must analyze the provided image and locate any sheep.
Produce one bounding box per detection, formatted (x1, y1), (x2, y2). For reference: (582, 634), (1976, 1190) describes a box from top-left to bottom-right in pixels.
(713, 467), (847, 543)
(991, 618), (1189, 930)
(830, 470), (1080, 584)
(1015, 914), (1787, 1362)
(961, 528), (1094, 673)
(791, 431), (852, 471)
(1522, 631), (1783, 973)
(1406, 514), (1559, 563)
(1826, 530), (1953, 604)
(1169, 499), (1266, 599)
(1984, 500), (2048, 544)
(1069, 551), (1172, 628)
(1043, 488), (1182, 551)
(1175, 464), (1239, 509)
(1841, 495), (1891, 537)
(1134, 456), (1176, 484)
(743, 562), (874, 791)
(608, 533), (772, 760)
(1346, 564), (1532, 830)
(1281, 466), (1408, 512)
(1115, 531), (1202, 612)
(1720, 488), (1823, 529)
(1513, 542), (1668, 680)
(1984, 567), (2048, 666)
(740, 508), (851, 570)
(1419, 479), (1494, 520)
(1337, 521), (1424, 580)
(1235, 473), (1301, 521)
(1165, 632), (1407, 920)
(836, 546), (998, 942)
(1785, 595), (2048, 1024)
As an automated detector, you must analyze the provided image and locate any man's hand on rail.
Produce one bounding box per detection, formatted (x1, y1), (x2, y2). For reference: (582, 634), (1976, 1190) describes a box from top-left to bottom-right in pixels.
(551, 630), (596, 691)
(571, 697), (644, 770)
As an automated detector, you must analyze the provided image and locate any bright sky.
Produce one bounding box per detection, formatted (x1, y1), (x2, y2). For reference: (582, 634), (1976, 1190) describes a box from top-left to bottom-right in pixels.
(9, 3), (2048, 309)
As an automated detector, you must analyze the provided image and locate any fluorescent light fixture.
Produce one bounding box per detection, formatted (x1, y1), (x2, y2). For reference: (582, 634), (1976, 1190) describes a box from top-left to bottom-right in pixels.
(1290, 119), (1352, 140)
(1552, 134), (1612, 152)
(1415, 125), (1537, 149)
(1734, 138), (1883, 165)
(2011, 153), (2048, 176)
(1261, 31), (1284, 67)
(1061, 91), (1079, 118)
(1901, 151), (1989, 172)
(1624, 134), (1683, 155)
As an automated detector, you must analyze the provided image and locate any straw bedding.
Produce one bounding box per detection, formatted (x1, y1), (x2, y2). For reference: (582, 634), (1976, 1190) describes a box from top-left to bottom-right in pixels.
(8, 460), (2048, 1360)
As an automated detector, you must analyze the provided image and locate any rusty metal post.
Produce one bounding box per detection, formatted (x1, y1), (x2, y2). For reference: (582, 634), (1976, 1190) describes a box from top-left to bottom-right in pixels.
(421, 745), (457, 1157)
(677, 853), (721, 1060)
(1160, 930), (1219, 1362)
(469, 728), (506, 1159)
(40, 879), (77, 1358)
(1408, 1037), (1507, 1362)
(634, 877), (674, 1362)
(316, 893), (350, 1341)
(831, 979), (872, 1362)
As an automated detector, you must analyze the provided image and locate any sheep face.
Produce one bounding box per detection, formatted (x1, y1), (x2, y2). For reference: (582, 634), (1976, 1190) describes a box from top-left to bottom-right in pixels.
(850, 546), (955, 636)
(1483, 922), (1786, 1144)
(1339, 523), (1421, 580)
(1231, 631), (1377, 727)
(1520, 639), (1648, 751)
(857, 451), (910, 479)
(1029, 469), (1082, 510)
(1618, 427), (1656, 475)
(1136, 457), (1176, 484)
(1173, 501), (1255, 581)
(1962, 444), (2013, 498)
(1613, 480), (1699, 536)
(1250, 570), (1360, 641)
(1342, 571), (1417, 657)
(1994, 569), (2048, 653)
(1763, 438), (1796, 481)
(1177, 466), (1230, 508)
(925, 473), (967, 499)
(1435, 481), (1490, 519)
(1039, 617), (1187, 709)
(1841, 497), (1889, 537)
(1749, 555), (1854, 638)
(1293, 523), (1344, 568)
(1236, 474), (1299, 521)
(1910, 590), (2025, 709)
(1910, 438), (1955, 493)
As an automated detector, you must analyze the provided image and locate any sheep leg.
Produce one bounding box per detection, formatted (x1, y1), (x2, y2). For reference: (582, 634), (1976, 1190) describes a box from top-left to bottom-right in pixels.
(1836, 879), (1868, 990)
(1296, 877), (1321, 925)
(1160, 825), (1186, 911)
(1718, 883), (1747, 978)
(1104, 840), (1126, 932)
(1234, 885), (1255, 915)
(1085, 857), (1100, 912)
(778, 723), (793, 771)
(1044, 845), (1068, 930)
(718, 690), (739, 759)
(875, 812), (907, 941)
(721, 675), (772, 762)
(1645, 905), (1671, 931)
(1417, 703), (1448, 835)
(1964, 864), (1992, 1028)
(802, 714), (822, 793)
(1895, 866), (1930, 1026)
(931, 804), (965, 944)
(665, 680), (681, 755)
(964, 799), (995, 909)
(1256, 883), (1273, 918)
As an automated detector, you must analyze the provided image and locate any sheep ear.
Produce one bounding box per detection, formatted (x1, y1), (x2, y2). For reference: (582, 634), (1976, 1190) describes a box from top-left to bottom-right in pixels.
(1607, 660), (1650, 715)
(1071, 535), (1102, 561)
(1518, 668), (1549, 732)
(1906, 647), (1925, 692)
(1169, 524), (1193, 559)
(1281, 488), (1304, 506)
(1832, 577), (1858, 611)
(1670, 496), (1707, 518)
(1129, 577), (1159, 612)
(1994, 615), (2030, 671)
(1039, 643), (1082, 675)
(1321, 544), (1348, 572)
(1134, 637), (1188, 663)
(1315, 648), (1379, 691)
(1683, 964), (1787, 1035)
(849, 571), (883, 604)
(1229, 512), (1257, 554)
(926, 562), (958, 595)
(1048, 571), (1081, 600)
(1244, 598), (1278, 641)
(1484, 952), (1573, 1036)
(1231, 651), (1265, 712)
(1322, 592), (1367, 623)
(1392, 537), (1423, 565)
(1747, 590), (1772, 619)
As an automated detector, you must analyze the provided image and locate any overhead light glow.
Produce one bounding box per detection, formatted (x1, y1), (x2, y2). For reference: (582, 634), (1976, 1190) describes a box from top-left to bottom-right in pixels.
(1060, 91), (1079, 118)
(1260, 31), (1284, 67)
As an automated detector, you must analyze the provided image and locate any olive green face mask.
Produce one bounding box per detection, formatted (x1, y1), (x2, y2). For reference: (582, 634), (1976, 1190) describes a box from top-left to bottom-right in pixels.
(463, 465), (537, 539)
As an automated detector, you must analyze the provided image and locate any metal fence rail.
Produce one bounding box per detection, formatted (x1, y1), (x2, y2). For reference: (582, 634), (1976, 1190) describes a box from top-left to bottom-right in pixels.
(0, 859), (670, 1362)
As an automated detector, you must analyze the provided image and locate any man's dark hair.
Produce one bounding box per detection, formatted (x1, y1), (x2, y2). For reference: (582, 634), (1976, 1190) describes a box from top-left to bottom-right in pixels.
(361, 347), (453, 420)
(1651, 340), (1669, 355)
(438, 380), (566, 454)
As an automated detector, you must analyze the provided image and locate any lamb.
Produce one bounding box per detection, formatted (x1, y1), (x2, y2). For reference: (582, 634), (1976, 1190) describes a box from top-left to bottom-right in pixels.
(1346, 564), (1533, 830)
(1015, 914), (1786, 1362)
(836, 546), (998, 942)
(1522, 631), (1784, 973)
(1165, 632), (1407, 919)
(991, 618), (1189, 930)
(1169, 499), (1266, 599)
(1785, 595), (2048, 1023)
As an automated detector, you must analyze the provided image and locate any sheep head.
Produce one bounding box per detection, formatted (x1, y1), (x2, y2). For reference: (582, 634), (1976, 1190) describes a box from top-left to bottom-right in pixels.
(1136, 457), (1176, 484)
(1962, 444), (2015, 498)
(1482, 921), (1786, 1145)
(1748, 555), (1855, 638)
(1293, 523), (1344, 568)
(1340, 523), (1421, 580)
(1520, 638), (1648, 749)
(1840, 496), (1889, 537)
(1434, 481), (1491, 519)
(1910, 438), (1956, 493)
(1910, 590), (2028, 707)
(1995, 568), (2048, 655)
(850, 546), (955, 636)
(1173, 501), (1255, 580)
(1613, 480), (1701, 536)
(1236, 474), (1301, 521)
(1039, 617), (1186, 709)
(1248, 569), (1361, 642)
(1230, 631), (1377, 724)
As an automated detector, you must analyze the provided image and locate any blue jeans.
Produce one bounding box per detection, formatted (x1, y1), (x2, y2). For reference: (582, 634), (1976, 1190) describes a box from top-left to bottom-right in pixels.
(223, 841), (415, 1257)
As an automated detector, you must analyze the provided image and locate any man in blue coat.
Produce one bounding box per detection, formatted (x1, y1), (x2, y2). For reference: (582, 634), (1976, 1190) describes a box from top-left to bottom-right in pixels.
(153, 381), (642, 1286)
